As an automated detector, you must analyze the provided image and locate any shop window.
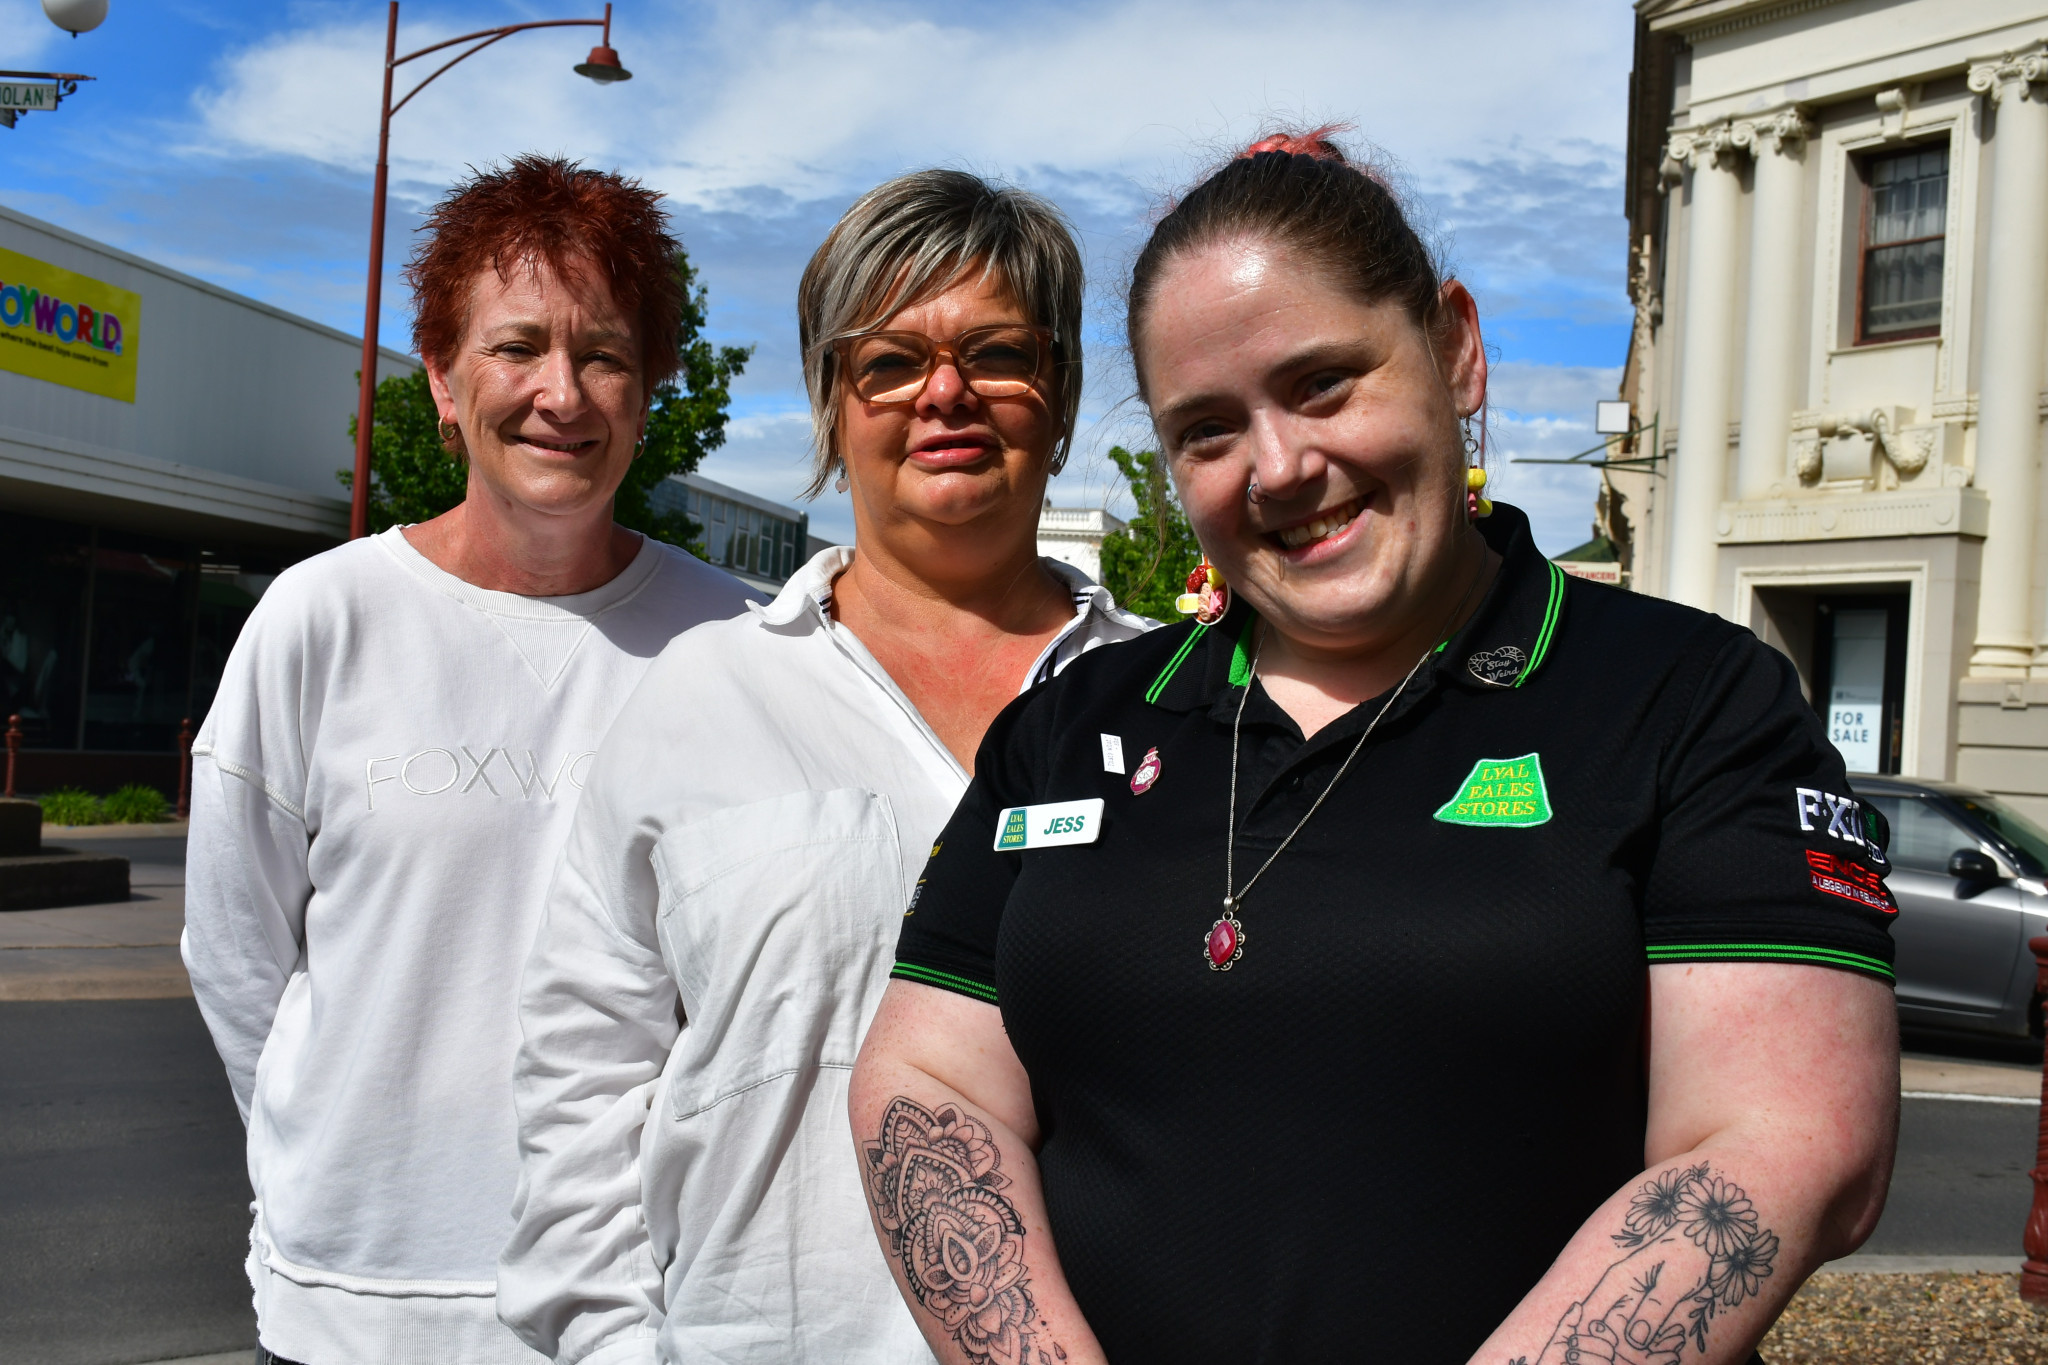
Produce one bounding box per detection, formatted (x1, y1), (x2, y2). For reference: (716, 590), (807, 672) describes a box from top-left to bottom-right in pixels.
(0, 513), (89, 749)
(79, 542), (197, 752)
(1810, 592), (1909, 774)
(1856, 144), (1947, 343)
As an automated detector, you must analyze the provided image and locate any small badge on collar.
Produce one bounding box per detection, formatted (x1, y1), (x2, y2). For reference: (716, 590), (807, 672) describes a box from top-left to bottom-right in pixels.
(1466, 645), (1527, 688)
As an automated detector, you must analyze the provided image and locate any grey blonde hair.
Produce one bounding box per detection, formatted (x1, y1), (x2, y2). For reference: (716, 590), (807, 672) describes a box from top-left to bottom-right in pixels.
(796, 169), (1084, 498)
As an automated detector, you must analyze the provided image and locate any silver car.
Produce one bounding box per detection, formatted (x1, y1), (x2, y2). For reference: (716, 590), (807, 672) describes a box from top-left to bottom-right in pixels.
(1854, 777), (2048, 1039)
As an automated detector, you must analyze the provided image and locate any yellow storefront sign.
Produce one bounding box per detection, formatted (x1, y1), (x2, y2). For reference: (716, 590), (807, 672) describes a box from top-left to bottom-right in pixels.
(0, 246), (140, 403)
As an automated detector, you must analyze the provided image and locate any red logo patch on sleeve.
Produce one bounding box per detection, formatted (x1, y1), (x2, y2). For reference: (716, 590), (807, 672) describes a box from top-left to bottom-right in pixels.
(1806, 849), (1897, 914)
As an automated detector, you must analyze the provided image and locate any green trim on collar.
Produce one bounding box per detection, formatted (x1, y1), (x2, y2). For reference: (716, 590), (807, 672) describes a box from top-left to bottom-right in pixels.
(1227, 613), (1258, 687)
(1144, 622), (1211, 705)
(1514, 561), (1567, 689)
(891, 962), (999, 1003)
(1644, 942), (1894, 982)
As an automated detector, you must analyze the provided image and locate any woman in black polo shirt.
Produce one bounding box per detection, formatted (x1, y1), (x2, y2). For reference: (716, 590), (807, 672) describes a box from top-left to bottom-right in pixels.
(850, 129), (1899, 1365)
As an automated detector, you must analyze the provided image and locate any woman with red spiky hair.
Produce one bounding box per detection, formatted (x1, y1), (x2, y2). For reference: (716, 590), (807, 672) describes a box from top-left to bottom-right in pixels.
(183, 155), (759, 1365)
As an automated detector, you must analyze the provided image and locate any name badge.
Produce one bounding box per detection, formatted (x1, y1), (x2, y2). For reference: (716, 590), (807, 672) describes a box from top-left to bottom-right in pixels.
(993, 798), (1104, 851)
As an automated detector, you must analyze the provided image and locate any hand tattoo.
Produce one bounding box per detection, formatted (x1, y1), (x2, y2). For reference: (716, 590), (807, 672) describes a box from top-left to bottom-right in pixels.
(1524, 1163), (1779, 1365)
(865, 1096), (1065, 1365)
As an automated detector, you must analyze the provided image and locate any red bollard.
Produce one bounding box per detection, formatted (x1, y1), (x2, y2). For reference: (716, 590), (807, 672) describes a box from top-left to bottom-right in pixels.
(2023, 935), (2048, 1309)
(3, 713), (19, 799)
(175, 717), (194, 821)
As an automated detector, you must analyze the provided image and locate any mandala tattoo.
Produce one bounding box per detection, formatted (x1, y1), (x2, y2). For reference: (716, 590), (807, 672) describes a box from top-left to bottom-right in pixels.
(1521, 1163), (1780, 1365)
(865, 1096), (1064, 1365)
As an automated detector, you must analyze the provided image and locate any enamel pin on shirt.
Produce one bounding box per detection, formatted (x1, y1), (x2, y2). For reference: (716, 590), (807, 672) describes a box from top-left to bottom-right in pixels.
(1129, 747), (1161, 795)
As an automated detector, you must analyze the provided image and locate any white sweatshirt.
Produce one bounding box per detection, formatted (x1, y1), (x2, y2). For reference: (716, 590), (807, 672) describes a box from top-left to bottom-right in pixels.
(498, 548), (1153, 1365)
(183, 527), (758, 1365)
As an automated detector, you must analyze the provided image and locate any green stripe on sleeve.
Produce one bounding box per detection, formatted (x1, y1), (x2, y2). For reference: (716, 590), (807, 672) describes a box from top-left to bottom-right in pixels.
(1645, 942), (1894, 982)
(891, 962), (999, 1004)
(1143, 622), (1210, 705)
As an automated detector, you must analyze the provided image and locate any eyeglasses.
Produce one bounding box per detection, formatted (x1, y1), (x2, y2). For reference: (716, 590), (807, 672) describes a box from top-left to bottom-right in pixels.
(829, 324), (1054, 405)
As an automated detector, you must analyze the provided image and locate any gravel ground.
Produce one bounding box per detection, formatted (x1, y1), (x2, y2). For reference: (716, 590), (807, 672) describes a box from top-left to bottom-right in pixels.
(1762, 1273), (2048, 1363)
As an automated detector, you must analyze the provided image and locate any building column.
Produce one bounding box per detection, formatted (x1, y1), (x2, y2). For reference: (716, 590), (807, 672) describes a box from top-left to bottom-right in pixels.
(1967, 52), (2048, 676)
(1665, 122), (1746, 612)
(1732, 108), (1813, 501)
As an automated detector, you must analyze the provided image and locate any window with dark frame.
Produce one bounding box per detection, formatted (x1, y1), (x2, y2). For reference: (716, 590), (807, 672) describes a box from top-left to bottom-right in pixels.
(1857, 143), (1947, 343)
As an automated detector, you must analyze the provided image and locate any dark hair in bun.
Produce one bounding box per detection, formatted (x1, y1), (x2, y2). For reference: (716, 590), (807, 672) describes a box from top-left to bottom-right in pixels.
(1126, 124), (1446, 397)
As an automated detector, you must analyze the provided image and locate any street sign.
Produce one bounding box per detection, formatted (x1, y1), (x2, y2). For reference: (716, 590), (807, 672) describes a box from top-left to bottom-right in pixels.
(0, 82), (60, 112)
(1594, 400), (1633, 435)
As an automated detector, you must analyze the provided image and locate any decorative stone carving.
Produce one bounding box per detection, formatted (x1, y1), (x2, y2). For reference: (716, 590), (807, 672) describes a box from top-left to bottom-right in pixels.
(1813, 408), (1920, 475)
(1969, 50), (2048, 101)
(1732, 106), (1814, 156)
(1873, 88), (1914, 141)
(1665, 121), (1742, 172)
(1629, 235), (1661, 359)
(1791, 431), (1823, 485)
(1892, 425), (1936, 476)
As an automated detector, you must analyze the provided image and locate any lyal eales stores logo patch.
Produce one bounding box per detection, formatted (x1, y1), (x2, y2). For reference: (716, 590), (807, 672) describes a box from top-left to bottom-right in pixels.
(1432, 754), (1553, 827)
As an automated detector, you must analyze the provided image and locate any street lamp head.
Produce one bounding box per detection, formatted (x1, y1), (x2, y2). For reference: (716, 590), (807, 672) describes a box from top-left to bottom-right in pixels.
(43, 0), (108, 37)
(574, 45), (632, 83)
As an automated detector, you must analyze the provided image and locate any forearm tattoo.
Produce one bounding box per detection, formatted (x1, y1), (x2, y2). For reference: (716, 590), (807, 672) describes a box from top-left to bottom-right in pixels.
(1519, 1163), (1780, 1365)
(864, 1097), (1068, 1365)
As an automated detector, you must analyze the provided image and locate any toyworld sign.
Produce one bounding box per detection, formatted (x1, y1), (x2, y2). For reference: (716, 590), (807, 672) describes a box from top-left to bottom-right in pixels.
(0, 246), (139, 403)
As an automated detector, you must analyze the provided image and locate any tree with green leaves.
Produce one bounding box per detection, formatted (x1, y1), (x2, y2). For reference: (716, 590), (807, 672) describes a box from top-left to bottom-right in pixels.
(1098, 445), (1204, 621)
(341, 249), (752, 552)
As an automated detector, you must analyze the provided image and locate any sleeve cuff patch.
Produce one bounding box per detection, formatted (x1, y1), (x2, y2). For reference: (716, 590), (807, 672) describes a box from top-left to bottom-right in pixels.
(891, 962), (999, 1004)
(1805, 849), (1897, 914)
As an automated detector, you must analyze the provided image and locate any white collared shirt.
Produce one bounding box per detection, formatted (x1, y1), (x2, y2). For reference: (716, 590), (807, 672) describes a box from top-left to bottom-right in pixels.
(499, 547), (1154, 1365)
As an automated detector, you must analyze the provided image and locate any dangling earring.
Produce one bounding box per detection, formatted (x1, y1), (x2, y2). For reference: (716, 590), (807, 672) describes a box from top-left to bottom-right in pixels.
(1466, 466), (1493, 519)
(437, 418), (462, 452)
(1176, 559), (1230, 625)
(834, 470), (849, 494)
(1462, 416), (1492, 519)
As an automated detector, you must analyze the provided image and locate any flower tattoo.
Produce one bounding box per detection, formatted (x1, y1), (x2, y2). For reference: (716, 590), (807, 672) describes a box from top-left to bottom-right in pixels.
(1533, 1164), (1779, 1365)
(866, 1096), (1061, 1365)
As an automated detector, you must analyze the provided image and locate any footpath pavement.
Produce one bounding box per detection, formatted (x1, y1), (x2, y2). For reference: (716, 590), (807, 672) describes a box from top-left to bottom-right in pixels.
(0, 825), (190, 1001)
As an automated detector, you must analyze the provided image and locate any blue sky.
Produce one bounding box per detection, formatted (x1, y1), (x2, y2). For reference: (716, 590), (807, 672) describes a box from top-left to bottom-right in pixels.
(1, 0), (1636, 553)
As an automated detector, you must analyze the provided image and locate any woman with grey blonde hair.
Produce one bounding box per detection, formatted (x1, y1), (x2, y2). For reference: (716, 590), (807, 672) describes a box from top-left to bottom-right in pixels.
(497, 169), (1150, 1363)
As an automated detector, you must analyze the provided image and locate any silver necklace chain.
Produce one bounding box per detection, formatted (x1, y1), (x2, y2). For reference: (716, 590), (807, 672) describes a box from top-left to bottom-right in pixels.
(1222, 635), (1432, 914)
(1222, 555), (1488, 918)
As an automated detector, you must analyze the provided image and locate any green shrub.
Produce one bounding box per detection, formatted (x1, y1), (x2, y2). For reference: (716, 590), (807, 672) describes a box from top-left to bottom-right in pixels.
(101, 783), (169, 825)
(38, 787), (103, 826)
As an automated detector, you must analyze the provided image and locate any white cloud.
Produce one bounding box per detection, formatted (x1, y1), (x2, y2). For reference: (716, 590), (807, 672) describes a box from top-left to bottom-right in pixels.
(187, 0), (1633, 216)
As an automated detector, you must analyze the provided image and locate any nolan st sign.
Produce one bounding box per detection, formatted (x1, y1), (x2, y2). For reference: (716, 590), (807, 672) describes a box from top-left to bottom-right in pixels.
(0, 82), (59, 112)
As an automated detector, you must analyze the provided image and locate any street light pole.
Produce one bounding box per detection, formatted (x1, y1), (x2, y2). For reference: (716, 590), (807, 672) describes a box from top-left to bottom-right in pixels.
(349, 2), (630, 540)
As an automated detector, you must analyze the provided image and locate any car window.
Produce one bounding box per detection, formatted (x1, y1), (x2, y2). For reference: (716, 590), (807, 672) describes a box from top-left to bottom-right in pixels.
(1861, 794), (1978, 873)
(1955, 796), (2048, 877)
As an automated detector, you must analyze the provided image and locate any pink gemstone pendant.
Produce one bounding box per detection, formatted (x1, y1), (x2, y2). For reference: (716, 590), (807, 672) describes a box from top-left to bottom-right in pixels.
(1205, 905), (1246, 971)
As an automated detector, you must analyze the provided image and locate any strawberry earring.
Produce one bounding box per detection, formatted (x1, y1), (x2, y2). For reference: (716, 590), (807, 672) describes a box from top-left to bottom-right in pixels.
(1177, 560), (1231, 625)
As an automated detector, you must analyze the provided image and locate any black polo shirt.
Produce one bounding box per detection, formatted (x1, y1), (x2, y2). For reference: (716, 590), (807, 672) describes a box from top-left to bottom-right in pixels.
(892, 502), (1895, 1364)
